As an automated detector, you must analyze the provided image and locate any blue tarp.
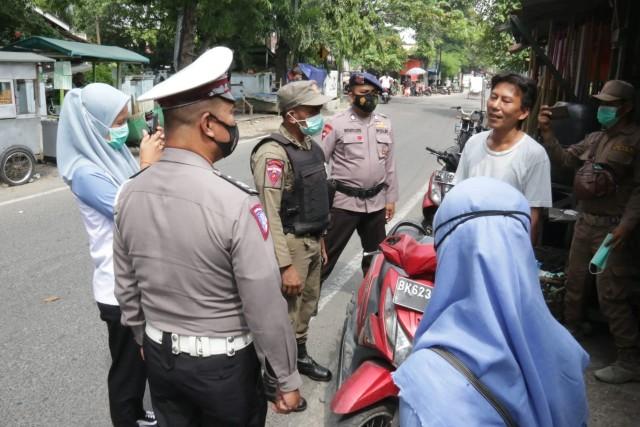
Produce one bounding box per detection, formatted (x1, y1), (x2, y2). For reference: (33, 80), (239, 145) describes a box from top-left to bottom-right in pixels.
(296, 63), (327, 86)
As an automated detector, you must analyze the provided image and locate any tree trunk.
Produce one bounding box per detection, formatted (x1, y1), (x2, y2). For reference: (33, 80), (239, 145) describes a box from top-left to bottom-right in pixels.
(274, 40), (290, 87)
(177, 3), (197, 70)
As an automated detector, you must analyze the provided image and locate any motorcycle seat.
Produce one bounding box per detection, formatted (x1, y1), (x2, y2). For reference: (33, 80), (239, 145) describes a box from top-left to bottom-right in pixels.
(380, 234), (437, 276)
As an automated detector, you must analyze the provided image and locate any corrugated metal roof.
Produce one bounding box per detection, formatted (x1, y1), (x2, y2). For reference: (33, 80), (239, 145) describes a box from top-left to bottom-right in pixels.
(3, 36), (149, 64)
(0, 51), (55, 63)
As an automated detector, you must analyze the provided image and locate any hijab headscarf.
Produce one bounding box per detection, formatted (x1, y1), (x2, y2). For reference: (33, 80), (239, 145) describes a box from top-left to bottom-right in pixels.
(56, 83), (138, 186)
(393, 177), (589, 427)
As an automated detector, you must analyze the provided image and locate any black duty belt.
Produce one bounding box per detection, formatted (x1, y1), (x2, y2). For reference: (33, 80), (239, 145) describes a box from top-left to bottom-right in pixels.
(332, 180), (388, 199)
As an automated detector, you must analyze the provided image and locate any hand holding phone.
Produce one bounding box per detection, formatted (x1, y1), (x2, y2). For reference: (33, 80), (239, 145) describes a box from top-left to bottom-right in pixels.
(548, 103), (570, 120)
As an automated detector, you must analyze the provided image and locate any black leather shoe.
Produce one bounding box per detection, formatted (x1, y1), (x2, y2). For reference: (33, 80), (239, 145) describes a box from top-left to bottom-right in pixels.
(297, 342), (332, 382)
(293, 397), (307, 412)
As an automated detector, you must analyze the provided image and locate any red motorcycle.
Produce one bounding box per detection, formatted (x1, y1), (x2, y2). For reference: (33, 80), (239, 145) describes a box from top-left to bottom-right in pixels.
(421, 146), (459, 234)
(331, 221), (437, 426)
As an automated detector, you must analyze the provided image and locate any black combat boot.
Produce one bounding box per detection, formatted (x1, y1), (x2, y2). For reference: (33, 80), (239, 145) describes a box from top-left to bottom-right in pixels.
(297, 341), (332, 382)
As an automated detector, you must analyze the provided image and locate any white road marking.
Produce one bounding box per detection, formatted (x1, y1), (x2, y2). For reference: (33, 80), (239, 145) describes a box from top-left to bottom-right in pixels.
(317, 182), (429, 312)
(0, 134), (270, 209)
(0, 186), (68, 208)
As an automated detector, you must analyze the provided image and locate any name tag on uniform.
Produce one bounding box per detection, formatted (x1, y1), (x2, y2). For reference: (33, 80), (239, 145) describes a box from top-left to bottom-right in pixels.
(612, 143), (635, 154)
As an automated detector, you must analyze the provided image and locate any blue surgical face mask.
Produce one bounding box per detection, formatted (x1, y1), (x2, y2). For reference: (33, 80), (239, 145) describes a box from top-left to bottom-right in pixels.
(290, 112), (324, 136)
(597, 106), (619, 129)
(108, 124), (129, 150)
(301, 113), (324, 135)
(589, 233), (614, 274)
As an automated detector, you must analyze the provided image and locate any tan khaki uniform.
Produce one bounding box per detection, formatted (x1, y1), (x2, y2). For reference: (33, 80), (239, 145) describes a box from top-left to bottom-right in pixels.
(114, 147), (301, 392)
(250, 125), (322, 342)
(543, 123), (640, 350)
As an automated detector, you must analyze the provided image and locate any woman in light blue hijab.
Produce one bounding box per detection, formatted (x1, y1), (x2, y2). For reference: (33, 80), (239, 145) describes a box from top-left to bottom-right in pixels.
(393, 177), (589, 427)
(56, 82), (163, 426)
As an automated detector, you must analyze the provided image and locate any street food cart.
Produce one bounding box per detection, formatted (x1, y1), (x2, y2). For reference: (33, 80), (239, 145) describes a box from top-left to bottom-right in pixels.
(3, 36), (149, 158)
(0, 52), (54, 185)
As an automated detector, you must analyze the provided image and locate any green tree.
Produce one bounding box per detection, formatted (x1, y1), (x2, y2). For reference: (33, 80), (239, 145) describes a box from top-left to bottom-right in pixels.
(1, 0), (61, 46)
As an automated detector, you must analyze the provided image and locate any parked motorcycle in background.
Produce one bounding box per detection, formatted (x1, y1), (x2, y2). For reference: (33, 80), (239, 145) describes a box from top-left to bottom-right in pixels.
(331, 221), (436, 427)
(452, 106), (485, 152)
(422, 146), (459, 234)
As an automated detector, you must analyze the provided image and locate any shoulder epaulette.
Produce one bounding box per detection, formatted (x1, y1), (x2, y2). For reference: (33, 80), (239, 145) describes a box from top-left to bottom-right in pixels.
(129, 165), (151, 179)
(212, 168), (259, 195)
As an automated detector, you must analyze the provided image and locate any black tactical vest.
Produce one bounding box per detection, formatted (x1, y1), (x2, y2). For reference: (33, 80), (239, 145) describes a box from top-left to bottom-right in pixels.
(252, 133), (330, 236)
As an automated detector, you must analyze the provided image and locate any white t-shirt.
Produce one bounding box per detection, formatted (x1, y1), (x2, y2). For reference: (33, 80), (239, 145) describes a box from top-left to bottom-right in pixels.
(454, 130), (552, 208)
(380, 76), (392, 89)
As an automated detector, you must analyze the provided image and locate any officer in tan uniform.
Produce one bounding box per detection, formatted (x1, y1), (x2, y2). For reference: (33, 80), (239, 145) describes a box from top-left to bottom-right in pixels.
(113, 47), (302, 425)
(538, 80), (640, 384)
(321, 72), (399, 280)
(250, 81), (333, 390)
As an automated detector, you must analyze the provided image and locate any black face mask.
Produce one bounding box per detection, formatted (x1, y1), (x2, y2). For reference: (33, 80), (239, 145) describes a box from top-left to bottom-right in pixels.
(353, 93), (378, 113)
(209, 114), (240, 158)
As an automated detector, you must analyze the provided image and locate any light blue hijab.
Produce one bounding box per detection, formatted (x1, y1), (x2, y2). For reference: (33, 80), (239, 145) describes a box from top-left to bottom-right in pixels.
(56, 83), (138, 186)
(393, 177), (589, 427)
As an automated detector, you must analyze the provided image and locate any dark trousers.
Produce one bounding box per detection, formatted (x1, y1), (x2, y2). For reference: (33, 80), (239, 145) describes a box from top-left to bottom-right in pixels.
(322, 208), (387, 281)
(143, 337), (267, 427)
(97, 303), (147, 427)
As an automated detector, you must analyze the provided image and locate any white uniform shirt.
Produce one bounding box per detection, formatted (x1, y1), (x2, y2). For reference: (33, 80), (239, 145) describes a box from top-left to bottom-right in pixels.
(454, 130), (552, 208)
(71, 165), (121, 305)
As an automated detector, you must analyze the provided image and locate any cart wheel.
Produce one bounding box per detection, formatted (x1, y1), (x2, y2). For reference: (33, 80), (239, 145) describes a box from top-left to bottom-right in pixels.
(0, 146), (36, 186)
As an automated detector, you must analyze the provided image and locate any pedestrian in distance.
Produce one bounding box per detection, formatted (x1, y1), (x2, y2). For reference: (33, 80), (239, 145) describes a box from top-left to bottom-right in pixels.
(394, 177), (589, 427)
(56, 82), (164, 427)
(321, 72), (399, 281)
(538, 79), (640, 384)
(454, 72), (552, 244)
(250, 80), (333, 401)
(113, 47), (302, 426)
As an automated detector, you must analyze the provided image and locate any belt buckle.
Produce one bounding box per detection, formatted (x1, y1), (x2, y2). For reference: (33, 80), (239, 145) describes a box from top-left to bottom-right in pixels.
(226, 336), (235, 357)
(171, 333), (180, 355)
(196, 337), (204, 357)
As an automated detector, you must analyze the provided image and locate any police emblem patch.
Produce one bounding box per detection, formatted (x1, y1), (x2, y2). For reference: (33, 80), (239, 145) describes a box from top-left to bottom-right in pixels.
(265, 158), (284, 188)
(321, 123), (333, 139)
(250, 204), (269, 240)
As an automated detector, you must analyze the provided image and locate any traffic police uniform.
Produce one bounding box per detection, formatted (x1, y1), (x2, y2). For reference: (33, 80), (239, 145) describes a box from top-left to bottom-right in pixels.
(114, 47), (301, 425)
(321, 72), (399, 280)
(541, 80), (640, 381)
(250, 80), (332, 383)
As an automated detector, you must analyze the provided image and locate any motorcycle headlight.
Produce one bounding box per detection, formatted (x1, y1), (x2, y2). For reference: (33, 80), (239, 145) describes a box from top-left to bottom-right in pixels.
(430, 184), (442, 206)
(393, 325), (413, 366)
(383, 288), (397, 348)
(383, 287), (414, 367)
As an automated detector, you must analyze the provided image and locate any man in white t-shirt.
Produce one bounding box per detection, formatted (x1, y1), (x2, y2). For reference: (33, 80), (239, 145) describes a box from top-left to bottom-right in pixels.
(379, 74), (393, 90)
(455, 72), (552, 242)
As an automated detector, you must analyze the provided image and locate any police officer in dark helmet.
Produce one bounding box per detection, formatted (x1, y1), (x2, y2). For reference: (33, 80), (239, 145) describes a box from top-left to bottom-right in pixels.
(114, 47), (302, 425)
(250, 81), (333, 395)
(321, 72), (399, 280)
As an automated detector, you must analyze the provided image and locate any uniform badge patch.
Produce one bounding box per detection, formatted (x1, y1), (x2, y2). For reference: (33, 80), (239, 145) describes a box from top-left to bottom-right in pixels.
(250, 204), (270, 240)
(321, 123), (333, 139)
(265, 159), (284, 188)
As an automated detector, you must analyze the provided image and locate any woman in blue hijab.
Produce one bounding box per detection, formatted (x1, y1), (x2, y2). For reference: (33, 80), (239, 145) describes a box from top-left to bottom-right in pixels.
(393, 177), (589, 427)
(57, 83), (164, 426)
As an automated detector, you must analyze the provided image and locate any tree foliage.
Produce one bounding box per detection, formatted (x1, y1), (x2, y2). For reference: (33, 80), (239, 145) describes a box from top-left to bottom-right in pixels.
(12, 0), (524, 77)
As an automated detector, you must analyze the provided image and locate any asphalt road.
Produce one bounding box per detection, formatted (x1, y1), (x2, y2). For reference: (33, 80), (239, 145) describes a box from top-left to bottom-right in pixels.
(1, 92), (637, 426)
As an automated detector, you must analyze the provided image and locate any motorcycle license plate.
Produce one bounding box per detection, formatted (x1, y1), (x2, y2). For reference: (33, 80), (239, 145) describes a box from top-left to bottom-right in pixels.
(434, 170), (455, 184)
(393, 277), (433, 313)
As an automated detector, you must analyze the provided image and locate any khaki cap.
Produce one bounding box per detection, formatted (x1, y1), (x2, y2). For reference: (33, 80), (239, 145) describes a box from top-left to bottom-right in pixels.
(593, 80), (635, 102)
(277, 80), (331, 113)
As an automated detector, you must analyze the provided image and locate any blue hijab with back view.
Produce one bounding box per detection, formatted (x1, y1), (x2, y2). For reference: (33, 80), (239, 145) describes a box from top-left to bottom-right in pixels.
(393, 177), (589, 427)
